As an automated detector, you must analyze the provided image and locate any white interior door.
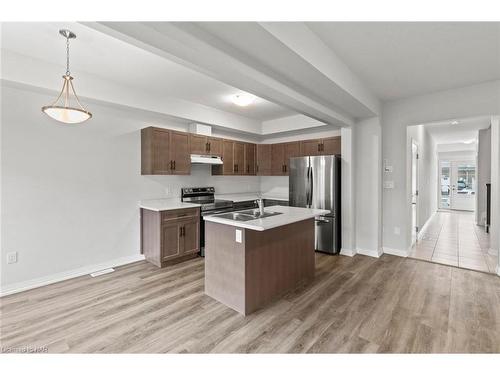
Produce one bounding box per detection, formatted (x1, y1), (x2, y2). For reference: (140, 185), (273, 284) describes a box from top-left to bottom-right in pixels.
(439, 161), (451, 209)
(450, 160), (476, 211)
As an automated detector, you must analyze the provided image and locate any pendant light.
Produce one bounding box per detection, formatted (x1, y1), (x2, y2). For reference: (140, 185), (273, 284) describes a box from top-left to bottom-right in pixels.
(41, 29), (92, 124)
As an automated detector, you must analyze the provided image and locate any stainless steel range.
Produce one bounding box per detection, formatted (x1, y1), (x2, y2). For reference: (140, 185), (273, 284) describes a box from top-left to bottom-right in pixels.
(181, 187), (233, 255)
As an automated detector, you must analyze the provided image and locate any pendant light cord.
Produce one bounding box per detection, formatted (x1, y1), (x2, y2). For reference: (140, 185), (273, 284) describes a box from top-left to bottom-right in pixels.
(66, 36), (71, 76)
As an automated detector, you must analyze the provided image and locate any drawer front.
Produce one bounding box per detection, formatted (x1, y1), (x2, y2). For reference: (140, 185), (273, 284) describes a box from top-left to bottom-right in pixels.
(162, 208), (199, 221)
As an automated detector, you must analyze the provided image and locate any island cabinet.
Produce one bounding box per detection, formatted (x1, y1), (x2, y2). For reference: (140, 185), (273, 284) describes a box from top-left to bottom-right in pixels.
(271, 141), (300, 175)
(256, 144), (272, 175)
(300, 136), (341, 156)
(141, 207), (200, 267)
(189, 134), (223, 156)
(141, 127), (191, 175)
(204, 212), (320, 315)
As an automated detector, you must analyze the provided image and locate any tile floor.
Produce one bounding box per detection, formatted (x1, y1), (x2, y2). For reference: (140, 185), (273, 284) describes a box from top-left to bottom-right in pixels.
(409, 210), (498, 274)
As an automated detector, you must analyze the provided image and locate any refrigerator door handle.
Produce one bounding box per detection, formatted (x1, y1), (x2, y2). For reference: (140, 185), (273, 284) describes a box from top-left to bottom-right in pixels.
(309, 165), (314, 207)
(306, 165), (311, 208)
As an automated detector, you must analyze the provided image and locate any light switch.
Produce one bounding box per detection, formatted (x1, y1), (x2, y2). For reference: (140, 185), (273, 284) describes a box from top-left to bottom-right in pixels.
(235, 229), (242, 243)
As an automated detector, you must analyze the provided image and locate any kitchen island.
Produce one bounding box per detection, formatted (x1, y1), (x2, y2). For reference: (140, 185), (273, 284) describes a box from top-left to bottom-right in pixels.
(203, 205), (329, 315)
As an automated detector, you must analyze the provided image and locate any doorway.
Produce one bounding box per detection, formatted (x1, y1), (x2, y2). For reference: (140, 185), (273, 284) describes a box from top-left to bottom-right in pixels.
(439, 159), (476, 211)
(411, 140), (419, 246)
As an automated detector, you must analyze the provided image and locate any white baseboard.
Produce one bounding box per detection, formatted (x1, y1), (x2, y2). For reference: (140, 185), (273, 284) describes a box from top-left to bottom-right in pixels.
(383, 247), (410, 258)
(356, 247), (383, 258)
(417, 212), (436, 240)
(0, 254), (145, 297)
(488, 248), (498, 256)
(340, 248), (357, 257)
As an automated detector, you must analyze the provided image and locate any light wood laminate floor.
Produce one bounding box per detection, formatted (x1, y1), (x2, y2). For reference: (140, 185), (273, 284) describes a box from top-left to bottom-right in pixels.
(1, 253), (499, 353)
(409, 210), (498, 273)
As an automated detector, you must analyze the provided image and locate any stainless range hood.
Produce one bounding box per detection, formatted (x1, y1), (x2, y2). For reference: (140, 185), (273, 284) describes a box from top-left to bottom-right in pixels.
(190, 154), (223, 165)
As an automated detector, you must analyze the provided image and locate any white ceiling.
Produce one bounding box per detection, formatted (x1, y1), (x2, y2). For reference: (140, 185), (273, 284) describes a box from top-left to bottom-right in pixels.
(0, 22), (295, 121)
(424, 116), (491, 144)
(307, 22), (500, 101)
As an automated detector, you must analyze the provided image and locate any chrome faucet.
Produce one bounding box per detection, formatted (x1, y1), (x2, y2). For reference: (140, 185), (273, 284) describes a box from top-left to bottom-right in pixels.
(256, 198), (265, 216)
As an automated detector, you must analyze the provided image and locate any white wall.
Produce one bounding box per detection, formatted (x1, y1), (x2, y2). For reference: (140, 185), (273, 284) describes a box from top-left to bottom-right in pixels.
(0, 84), (261, 290)
(437, 142), (477, 153)
(406, 125), (437, 243)
(477, 127), (491, 225)
(354, 117), (382, 255)
(490, 117), (500, 262)
(261, 114), (327, 135)
(382, 80), (500, 252)
(340, 127), (356, 254)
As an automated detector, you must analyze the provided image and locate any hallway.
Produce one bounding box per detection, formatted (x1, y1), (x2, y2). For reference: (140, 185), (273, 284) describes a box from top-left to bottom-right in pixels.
(409, 211), (497, 273)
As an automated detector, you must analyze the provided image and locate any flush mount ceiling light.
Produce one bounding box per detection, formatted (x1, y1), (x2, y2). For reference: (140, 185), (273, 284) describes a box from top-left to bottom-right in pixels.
(41, 29), (92, 124)
(231, 93), (256, 107)
(451, 120), (459, 125)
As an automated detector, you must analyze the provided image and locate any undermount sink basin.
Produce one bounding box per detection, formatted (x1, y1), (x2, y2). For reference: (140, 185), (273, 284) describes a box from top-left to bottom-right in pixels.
(213, 209), (283, 222)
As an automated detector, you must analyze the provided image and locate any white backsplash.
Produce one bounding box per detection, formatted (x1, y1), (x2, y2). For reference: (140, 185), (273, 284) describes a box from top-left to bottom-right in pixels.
(142, 164), (261, 198)
(260, 176), (289, 198)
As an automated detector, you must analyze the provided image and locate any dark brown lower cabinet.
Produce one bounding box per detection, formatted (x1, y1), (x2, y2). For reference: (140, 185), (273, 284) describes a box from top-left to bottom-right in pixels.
(141, 207), (200, 267)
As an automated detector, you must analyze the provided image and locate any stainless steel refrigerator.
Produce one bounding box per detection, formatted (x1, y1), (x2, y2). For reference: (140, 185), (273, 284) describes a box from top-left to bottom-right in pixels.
(289, 155), (341, 254)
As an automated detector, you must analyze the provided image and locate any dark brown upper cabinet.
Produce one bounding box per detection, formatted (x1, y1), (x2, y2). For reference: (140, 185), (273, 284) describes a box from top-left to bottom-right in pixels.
(300, 139), (321, 156)
(212, 140), (256, 176)
(189, 134), (223, 156)
(322, 136), (341, 155)
(189, 133), (209, 155)
(212, 139), (235, 175)
(142, 126), (339, 177)
(300, 136), (341, 156)
(169, 131), (191, 175)
(233, 141), (245, 175)
(256, 144), (272, 176)
(208, 137), (223, 156)
(244, 143), (256, 175)
(141, 127), (190, 175)
(271, 141), (300, 175)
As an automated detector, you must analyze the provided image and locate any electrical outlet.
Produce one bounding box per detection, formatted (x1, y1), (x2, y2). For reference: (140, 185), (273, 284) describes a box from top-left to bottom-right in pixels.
(7, 251), (18, 264)
(235, 229), (242, 243)
(394, 227), (400, 236)
(384, 181), (394, 189)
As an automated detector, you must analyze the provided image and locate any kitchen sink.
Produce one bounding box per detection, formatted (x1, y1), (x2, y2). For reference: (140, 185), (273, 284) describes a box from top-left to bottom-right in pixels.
(213, 209), (282, 222)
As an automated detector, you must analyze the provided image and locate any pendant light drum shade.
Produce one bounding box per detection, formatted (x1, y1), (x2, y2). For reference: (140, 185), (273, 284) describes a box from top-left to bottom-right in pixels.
(41, 29), (92, 124)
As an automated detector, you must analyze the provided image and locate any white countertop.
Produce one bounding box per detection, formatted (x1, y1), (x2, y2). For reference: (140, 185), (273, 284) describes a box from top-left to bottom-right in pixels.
(203, 205), (329, 231)
(139, 199), (201, 212)
(215, 192), (288, 202)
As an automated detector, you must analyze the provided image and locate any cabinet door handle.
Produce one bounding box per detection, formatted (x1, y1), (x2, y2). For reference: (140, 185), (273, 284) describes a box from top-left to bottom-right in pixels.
(208, 143), (211, 152)
(317, 143), (320, 152)
(247, 165), (249, 173)
(173, 160), (176, 170)
(256, 165), (259, 172)
(170, 160), (173, 170)
(284, 165), (287, 173)
(179, 227), (183, 237)
(205, 142), (208, 152)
